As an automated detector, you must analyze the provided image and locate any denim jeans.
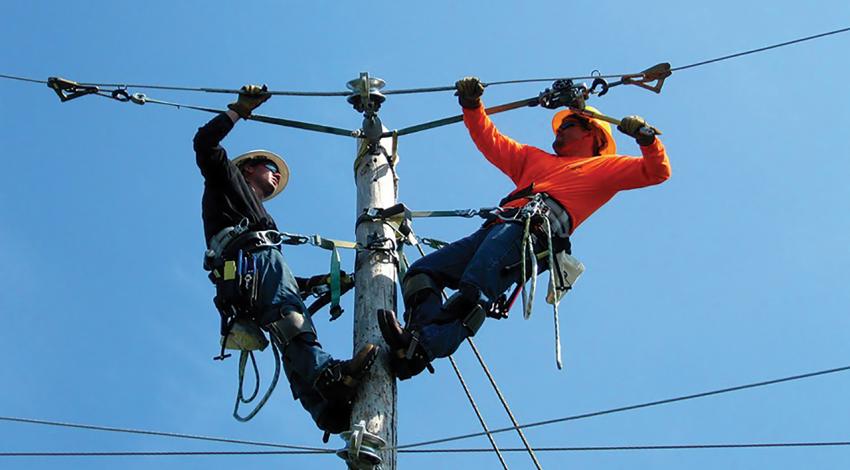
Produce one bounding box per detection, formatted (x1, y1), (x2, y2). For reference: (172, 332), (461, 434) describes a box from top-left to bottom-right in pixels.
(404, 222), (546, 358)
(251, 247), (334, 425)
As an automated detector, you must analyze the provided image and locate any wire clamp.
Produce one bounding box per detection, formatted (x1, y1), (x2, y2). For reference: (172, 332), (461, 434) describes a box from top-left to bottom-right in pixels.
(336, 420), (386, 469)
(47, 77), (99, 102)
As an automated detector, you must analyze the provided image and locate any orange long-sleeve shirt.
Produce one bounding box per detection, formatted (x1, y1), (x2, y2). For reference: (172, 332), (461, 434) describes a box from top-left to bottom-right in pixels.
(463, 105), (671, 233)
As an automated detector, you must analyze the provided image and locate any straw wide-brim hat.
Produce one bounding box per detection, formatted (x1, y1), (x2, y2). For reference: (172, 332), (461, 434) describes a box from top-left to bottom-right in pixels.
(232, 150), (290, 201)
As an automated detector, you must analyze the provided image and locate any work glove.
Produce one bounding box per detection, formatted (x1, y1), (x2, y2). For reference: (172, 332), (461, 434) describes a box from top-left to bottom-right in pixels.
(617, 115), (657, 146)
(227, 84), (271, 119)
(454, 77), (484, 109)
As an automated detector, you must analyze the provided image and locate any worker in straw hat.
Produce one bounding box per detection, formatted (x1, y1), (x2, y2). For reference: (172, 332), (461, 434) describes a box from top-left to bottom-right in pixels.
(378, 76), (671, 379)
(194, 85), (378, 435)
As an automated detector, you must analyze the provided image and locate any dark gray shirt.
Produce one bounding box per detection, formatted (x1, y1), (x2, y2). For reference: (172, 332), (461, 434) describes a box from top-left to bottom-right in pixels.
(193, 113), (278, 244)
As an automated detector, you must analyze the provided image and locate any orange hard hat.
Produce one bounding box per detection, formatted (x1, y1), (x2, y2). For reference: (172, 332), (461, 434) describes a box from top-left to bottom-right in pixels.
(551, 105), (616, 155)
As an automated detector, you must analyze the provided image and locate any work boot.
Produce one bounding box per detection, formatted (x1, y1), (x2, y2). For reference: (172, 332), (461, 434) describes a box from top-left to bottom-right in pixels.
(377, 309), (434, 380)
(314, 343), (380, 403)
(316, 399), (353, 436)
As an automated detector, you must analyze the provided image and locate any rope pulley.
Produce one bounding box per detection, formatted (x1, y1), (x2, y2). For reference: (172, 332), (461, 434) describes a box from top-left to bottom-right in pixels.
(537, 79), (590, 110)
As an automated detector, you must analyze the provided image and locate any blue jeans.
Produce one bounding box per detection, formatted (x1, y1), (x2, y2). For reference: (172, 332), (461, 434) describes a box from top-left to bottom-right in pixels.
(251, 247), (334, 425)
(404, 223), (545, 358)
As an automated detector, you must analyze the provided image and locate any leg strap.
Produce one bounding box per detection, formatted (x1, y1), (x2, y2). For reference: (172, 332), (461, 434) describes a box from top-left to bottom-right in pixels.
(266, 310), (316, 347)
(402, 272), (440, 307)
(462, 305), (486, 336)
(444, 292), (487, 336)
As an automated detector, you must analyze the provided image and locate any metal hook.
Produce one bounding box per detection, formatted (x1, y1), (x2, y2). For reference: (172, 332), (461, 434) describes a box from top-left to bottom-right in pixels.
(590, 77), (610, 96)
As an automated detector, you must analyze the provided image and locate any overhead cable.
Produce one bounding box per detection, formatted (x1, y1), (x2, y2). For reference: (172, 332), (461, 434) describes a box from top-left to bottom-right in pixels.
(400, 441), (850, 453)
(0, 74), (46, 84)
(3, 25), (845, 98)
(448, 356), (509, 469)
(410, 240), (539, 469)
(0, 416), (326, 452)
(396, 364), (850, 450)
(4, 440), (849, 458)
(671, 26), (850, 72)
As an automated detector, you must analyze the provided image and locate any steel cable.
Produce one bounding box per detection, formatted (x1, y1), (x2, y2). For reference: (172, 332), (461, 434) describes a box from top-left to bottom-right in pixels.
(4, 440), (849, 458)
(396, 364), (850, 450)
(0, 416), (327, 452)
(410, 240), (510, 469)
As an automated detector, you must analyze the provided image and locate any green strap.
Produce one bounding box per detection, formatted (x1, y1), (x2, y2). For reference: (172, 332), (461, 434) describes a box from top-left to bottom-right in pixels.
(408, 208), (497, 219)
(382, 97), (537, 137)
(329, 246), (342, 320)
(309, 234), (358, 251)
(420, 237), (449, 250)
(398, 249), (410, 279)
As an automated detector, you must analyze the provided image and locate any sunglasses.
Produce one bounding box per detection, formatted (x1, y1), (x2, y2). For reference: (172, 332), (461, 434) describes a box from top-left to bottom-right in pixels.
(260, 161), (280, 174)
(558, 117), (591, 132)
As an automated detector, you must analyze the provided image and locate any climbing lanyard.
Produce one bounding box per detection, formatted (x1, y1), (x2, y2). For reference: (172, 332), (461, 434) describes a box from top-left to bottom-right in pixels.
(233, 338), (282, 422)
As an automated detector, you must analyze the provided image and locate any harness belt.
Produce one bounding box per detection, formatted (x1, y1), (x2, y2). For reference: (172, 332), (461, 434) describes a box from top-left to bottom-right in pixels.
(495, 184), (586, 370)
(490, 184), (573, 242)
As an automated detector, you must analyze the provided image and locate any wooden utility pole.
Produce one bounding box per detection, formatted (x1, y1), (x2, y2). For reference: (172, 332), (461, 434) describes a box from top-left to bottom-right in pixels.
(341, 73), (397, 469)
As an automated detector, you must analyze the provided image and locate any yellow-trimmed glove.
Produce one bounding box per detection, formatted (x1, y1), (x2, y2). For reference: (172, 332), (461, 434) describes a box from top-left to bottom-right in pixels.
(227, 84), (271, 119)
(617, 115), (657, 146)
(454, 77), (484, 109)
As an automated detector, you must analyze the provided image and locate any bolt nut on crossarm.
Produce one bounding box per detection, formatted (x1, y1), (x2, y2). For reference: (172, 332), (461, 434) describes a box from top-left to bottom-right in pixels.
(336, 420), (387, 469)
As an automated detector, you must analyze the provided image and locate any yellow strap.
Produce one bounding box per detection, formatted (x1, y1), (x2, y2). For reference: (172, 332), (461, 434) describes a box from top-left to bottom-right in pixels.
(223, 260), (237, 281)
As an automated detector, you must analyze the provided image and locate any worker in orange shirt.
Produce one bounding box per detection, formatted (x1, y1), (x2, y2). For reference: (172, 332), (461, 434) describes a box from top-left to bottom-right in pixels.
(378, 77), (671, 379)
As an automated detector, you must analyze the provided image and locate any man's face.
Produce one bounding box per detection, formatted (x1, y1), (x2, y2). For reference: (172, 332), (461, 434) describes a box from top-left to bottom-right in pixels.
(243, 159), (281, 198)
(552, 117), (597, 156)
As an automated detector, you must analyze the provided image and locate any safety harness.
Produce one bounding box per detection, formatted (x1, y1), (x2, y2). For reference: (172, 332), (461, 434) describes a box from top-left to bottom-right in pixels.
(488, 184), (585, 369)
(364, 194), (585, 369)
(203, 219), (358, 421)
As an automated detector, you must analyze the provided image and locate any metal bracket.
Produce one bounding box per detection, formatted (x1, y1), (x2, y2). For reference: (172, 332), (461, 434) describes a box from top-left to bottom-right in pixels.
(336, 420), (386, 469)
(47, 77), (99, 102)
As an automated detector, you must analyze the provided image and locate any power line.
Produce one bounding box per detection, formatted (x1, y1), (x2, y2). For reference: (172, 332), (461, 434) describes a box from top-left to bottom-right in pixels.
(671, 26), (850, 72)
(3, 25), (848, 98)
(0, 73), (46, 84)
(0, 450), (330, 457)
(3, 440), (849, 457)
(0, 416), (326, 452)
(4, 367), (849, 454)
(396, 364), (850, 450)
(400, 441), (850, 453)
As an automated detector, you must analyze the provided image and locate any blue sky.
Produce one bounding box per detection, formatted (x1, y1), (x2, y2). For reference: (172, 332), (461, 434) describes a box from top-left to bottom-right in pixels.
(2, 1), (849, 469)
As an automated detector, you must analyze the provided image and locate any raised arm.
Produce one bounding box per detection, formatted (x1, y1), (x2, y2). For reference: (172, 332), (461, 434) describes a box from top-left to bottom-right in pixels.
(596, 116), (671, 190)
(456, 77), (530, 184)
(193, 85), (271, 181)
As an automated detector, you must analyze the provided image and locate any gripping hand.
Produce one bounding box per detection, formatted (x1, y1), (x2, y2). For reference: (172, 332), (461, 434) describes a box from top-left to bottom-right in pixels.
(454, 77), (484, 109)
(227, 84), (271, 119)
(617, 115), (658, 146)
